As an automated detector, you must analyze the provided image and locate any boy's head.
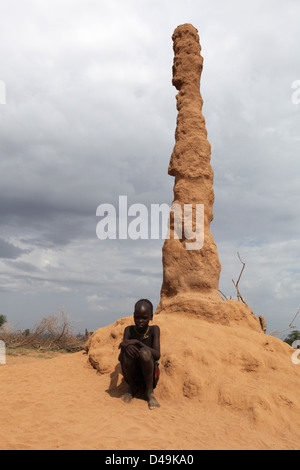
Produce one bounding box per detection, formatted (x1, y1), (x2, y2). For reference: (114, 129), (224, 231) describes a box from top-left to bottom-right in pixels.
(134, 299), (153, 315)
(134, 299), (153, 331)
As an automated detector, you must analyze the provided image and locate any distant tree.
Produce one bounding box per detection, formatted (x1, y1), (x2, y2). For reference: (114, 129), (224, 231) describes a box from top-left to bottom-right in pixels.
(0, 315), (7, 328)
(284, 330), (300, 346)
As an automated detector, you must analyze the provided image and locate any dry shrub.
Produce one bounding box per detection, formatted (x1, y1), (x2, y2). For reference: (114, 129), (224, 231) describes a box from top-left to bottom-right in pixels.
(0, 312), (85, 352)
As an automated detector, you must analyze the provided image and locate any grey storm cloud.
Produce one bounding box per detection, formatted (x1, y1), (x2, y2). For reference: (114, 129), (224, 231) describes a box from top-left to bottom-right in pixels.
(0, 0), (299, 333)
(0, 238), (30, 259)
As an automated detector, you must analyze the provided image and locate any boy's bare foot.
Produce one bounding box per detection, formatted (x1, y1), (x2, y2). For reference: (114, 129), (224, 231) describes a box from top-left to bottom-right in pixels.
(147, 393), (160, 410)
(122, 392), (133, 403)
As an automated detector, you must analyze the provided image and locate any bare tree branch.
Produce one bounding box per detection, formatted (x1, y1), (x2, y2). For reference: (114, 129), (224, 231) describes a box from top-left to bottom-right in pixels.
(232, 252), (246, 304)
(268, 308), (300, 336)
(218, 289), (228, 301)
(236, 252), (246, 285)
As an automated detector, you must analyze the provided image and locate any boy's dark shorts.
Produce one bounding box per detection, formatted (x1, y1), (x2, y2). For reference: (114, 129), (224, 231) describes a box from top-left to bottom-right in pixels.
(153, 361), (160, 389)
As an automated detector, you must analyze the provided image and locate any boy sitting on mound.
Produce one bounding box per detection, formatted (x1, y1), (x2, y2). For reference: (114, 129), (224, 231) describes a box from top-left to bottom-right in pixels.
(118, 299), (160, 410)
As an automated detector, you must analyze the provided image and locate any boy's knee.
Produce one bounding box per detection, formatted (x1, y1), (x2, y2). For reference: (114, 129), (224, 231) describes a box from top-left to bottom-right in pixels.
(122, 351), (136, 365)
(139, 347), (152, 362)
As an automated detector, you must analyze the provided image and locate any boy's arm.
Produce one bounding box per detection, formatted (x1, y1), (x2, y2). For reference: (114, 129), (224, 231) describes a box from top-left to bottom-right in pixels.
(140, 325), (160, 361)
(119, 326), (131, 349)
(118, 326), (161, 360)
(118, 326), (141, 357)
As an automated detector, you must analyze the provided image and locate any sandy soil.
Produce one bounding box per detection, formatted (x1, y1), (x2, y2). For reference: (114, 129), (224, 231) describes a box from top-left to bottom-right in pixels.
(1, 312), (300, 450)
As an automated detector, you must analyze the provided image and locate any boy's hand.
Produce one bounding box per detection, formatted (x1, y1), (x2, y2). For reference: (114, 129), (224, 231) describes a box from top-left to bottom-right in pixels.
(124, 343), (140, 358)
(119, 339), (142, 358)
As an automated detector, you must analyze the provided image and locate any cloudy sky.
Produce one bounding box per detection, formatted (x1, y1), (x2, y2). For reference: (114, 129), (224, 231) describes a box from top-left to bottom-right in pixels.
(0, 0), (299, 335)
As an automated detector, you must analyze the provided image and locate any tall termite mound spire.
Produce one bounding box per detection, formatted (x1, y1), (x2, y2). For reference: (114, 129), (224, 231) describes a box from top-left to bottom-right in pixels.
(157, 24), (221, 316)
(156, 24), (259, 329)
